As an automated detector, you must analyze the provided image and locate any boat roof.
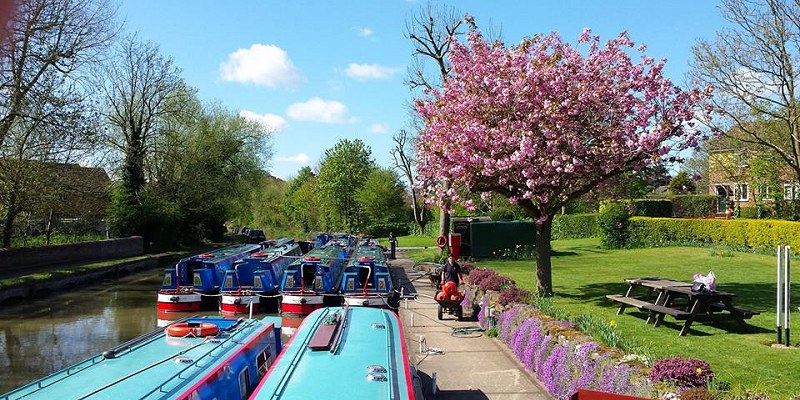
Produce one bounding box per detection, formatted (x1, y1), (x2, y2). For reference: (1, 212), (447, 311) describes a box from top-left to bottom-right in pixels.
(347, 244), (386, 268)
(251, 307), (413, 400)
(186, 243), (261, 263)
(2, 316), (279, 400)
(286, 243), (345, 267)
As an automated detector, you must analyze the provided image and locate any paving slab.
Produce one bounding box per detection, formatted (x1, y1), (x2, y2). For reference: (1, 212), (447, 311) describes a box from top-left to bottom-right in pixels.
(390, 251), (551, 400)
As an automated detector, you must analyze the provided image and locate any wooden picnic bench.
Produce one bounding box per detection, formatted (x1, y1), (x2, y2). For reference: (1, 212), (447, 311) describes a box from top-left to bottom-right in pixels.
(607, 277), (760, 336)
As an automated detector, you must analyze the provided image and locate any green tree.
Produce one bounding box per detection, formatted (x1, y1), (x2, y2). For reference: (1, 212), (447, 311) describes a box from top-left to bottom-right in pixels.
(288, 178), (322, 233)
(284, 166), (315, 229)
(356, 168), (407, 235)
(668, 171), (697, 195)
(316, 139), (375, 233)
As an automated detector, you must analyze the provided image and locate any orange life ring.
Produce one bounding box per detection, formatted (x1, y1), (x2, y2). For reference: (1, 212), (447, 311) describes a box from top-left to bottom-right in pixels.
(358, 256), (374, 263)
(304, 256), (321, 262)
(166, 322), (220, 337)
(436, 235), (447, 249)
(197, 253), (214, 259)
(252, 252), (268, 257)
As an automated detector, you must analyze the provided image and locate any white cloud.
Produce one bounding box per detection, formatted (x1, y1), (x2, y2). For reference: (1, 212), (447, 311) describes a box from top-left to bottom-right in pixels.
(369, 123), (388, 134)
(220, 44), (300, 88)
(357, 27), (374, 39)
(286, 97), (356, 124)
(275, 153), (311, 163)
(345, 63), (400, 80)
(239, 110), (287, 132)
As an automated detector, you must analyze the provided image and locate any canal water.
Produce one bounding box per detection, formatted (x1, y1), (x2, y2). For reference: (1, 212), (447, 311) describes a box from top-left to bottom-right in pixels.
(0, 267), (300, 394)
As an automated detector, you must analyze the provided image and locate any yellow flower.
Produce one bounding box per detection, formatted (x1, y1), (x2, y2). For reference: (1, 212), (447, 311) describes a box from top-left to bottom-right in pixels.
(609, 319), (617, 328)
(696, 367), (703, 374)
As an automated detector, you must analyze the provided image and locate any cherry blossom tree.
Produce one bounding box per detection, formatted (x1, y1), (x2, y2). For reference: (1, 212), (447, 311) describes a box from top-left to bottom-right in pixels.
(415, 28), (710, 295)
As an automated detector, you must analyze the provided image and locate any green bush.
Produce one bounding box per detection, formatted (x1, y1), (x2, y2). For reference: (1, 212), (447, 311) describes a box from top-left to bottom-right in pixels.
(627, 217), (800, 252)
(739, 206), (758, 219)
(552, 213), (597, 239)
(773, 199), (800, 221)
(596, 202), (630, 249)
(671, 195), (718, 218)
(630, 199), (672, 217)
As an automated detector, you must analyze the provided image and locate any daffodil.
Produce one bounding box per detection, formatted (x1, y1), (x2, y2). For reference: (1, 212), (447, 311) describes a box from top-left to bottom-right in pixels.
(696, 367), (703, 374)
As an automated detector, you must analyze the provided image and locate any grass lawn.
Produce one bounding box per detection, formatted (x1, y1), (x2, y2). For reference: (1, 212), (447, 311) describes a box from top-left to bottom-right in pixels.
(377, 234), (439, 248)
(409, 237), (800, 397)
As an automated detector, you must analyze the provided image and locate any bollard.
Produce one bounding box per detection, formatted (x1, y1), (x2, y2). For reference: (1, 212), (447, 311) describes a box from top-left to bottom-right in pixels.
(411, 312), (414, 327)
(431, 372), (438, 395)
(419, 335), (426, 354)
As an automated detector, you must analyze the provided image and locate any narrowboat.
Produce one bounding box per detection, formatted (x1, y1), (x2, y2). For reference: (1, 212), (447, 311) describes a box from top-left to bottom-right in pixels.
(280, 235), (354, 315)
(157, 243), (261, 312)
(0, 316), (282, 400)
(249, 306), (417, 400)
(220, 238), (302, 315)
(341, 239), (399, 308)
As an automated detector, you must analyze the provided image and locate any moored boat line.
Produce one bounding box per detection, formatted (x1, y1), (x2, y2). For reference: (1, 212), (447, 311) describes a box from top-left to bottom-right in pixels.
(220, 238), (303, 315)
(157, 243), (262, 312)
(279, 234), (355, 315)
(340, 238), (399, 309)
(0, 316), (282, 400)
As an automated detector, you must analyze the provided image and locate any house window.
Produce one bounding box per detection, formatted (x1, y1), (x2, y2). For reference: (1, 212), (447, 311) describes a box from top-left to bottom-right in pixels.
(784, 183), (800, 200)
(734, 183), (749, 201)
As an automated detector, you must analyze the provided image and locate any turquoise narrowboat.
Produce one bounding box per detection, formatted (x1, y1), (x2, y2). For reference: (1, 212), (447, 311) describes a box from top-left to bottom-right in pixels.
(249, 306), (417, 400)
(0, 316), (282, 400)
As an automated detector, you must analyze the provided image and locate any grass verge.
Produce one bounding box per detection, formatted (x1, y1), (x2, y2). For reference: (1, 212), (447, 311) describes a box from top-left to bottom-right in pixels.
(407, 237), (800, 397)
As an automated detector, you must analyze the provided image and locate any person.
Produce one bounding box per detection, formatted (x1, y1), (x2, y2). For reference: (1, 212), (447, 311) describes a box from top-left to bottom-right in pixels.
(388, 232), (397, 259)
(441, 254), (463, 286)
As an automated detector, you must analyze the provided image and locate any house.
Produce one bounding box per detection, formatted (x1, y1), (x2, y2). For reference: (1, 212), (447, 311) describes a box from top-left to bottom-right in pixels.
(707, 147), (796, 213)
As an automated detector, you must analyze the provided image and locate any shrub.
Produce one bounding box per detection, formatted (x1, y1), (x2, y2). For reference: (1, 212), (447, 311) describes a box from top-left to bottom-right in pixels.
(552, 213), (597, 239)
(460, 263), (475, 274)
(672, 195), (718, 218)
(597, 202), (630, 249)
(680, 387), (718, 400)
(498, 286), (532, 305)
(648, 357), (715, 389)
(739, 206), (758, 219)
(478, 274), (515, 292)
(468, 268), (497, 286)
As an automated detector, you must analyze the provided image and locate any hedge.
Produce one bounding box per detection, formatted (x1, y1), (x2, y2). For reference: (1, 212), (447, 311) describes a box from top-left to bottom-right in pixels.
(627, 217), (800, 252)
(671, 195), (717, 218)
(629, 199), (672, 217)
(552, 213), (597, 240)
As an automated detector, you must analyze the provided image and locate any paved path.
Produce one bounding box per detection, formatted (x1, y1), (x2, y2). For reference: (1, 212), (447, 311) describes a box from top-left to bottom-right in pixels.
(390, 251), (551, 400)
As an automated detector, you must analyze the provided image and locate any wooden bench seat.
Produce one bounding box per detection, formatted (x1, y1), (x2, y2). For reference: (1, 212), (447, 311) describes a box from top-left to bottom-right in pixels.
(705, 302), (760, 319)
(606, 294), (652, 309)
(642, 304), (690, 319)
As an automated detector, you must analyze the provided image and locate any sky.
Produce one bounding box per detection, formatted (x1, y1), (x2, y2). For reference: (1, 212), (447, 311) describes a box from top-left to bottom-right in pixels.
(118, 1), (731, 181)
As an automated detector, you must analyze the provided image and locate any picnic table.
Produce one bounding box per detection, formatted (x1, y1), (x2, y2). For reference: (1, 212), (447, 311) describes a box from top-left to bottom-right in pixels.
(607, 277), (760, 336)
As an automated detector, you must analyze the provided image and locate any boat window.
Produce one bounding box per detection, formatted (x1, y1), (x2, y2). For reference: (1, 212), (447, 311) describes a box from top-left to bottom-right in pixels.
(224, 275), (234, 290)
(162, 272), (172, 287)
(238, 367), (250, 399)
(257, 348), (272, 377)
(254, 275), (263, 289)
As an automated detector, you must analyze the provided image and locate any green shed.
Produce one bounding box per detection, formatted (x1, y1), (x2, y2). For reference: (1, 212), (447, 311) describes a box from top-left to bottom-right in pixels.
(469, 221), (536, 258)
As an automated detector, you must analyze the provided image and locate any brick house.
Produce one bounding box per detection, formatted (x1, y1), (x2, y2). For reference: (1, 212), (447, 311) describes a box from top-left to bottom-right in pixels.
(708, 148), (796, 213)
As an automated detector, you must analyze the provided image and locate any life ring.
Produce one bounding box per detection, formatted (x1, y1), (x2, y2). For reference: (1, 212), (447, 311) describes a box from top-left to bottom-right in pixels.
(197, 253), (214, 259)
(252, 252), (268, 257)
(358, 256), (374, 263)
(166, 322), (219, 337)
(304, 256), (321, 262)
(436, 235), (447, 249)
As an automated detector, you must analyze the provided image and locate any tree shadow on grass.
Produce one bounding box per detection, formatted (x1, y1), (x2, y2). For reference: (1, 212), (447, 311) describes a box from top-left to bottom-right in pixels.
(556, 281), (777, 336)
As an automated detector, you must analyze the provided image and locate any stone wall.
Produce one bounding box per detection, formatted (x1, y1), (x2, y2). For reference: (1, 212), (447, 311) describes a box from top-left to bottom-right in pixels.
(0, 237), (144, 268)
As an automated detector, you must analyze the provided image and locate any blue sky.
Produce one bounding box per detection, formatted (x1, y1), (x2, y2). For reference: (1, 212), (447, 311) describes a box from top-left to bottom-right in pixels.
(118, 1), (730, 180)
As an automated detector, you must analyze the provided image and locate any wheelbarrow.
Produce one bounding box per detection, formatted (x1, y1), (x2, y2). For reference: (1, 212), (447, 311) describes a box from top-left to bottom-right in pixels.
(436, 297), (463, 320)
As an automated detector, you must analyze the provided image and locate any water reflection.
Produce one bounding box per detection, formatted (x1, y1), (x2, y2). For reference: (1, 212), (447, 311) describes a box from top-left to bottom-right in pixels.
(0, 269), (303, 394)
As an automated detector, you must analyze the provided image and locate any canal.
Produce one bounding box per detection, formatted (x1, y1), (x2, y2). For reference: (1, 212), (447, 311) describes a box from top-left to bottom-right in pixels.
(0, 266), (295, 394)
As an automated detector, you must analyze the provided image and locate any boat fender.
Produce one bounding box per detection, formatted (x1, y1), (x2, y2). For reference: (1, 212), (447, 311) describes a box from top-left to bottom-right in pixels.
(102, 350), (116, 359)
(166, 322), (220, 337)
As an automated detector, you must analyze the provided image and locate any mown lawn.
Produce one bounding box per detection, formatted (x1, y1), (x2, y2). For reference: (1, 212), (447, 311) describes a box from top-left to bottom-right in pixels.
(457, 238), (800, 397)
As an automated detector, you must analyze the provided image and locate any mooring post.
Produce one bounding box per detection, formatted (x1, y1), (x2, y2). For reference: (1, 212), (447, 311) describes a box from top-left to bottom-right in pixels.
(785, 246), (791, 346)
(778, 245), (784, 345)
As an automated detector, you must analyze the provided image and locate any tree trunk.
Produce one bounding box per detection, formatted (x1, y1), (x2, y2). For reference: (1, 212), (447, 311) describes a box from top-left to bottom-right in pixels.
(534, 213), (554, 296)
(2, 197), (17, 249)
(438, 207), (450, 256)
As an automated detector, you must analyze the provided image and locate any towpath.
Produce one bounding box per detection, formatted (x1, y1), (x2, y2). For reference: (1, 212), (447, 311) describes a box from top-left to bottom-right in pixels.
(390, 250), (551, 400)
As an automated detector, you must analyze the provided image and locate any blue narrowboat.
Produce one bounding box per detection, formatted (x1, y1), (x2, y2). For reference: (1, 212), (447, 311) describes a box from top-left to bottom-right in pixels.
(280, 235), (354, 315)
(157, 243), (261, 312)
(249, 306), (417, 400)
(341, 239), (399, 308)
(220, 238), (302, 315)
(0, 316), (282, 400)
